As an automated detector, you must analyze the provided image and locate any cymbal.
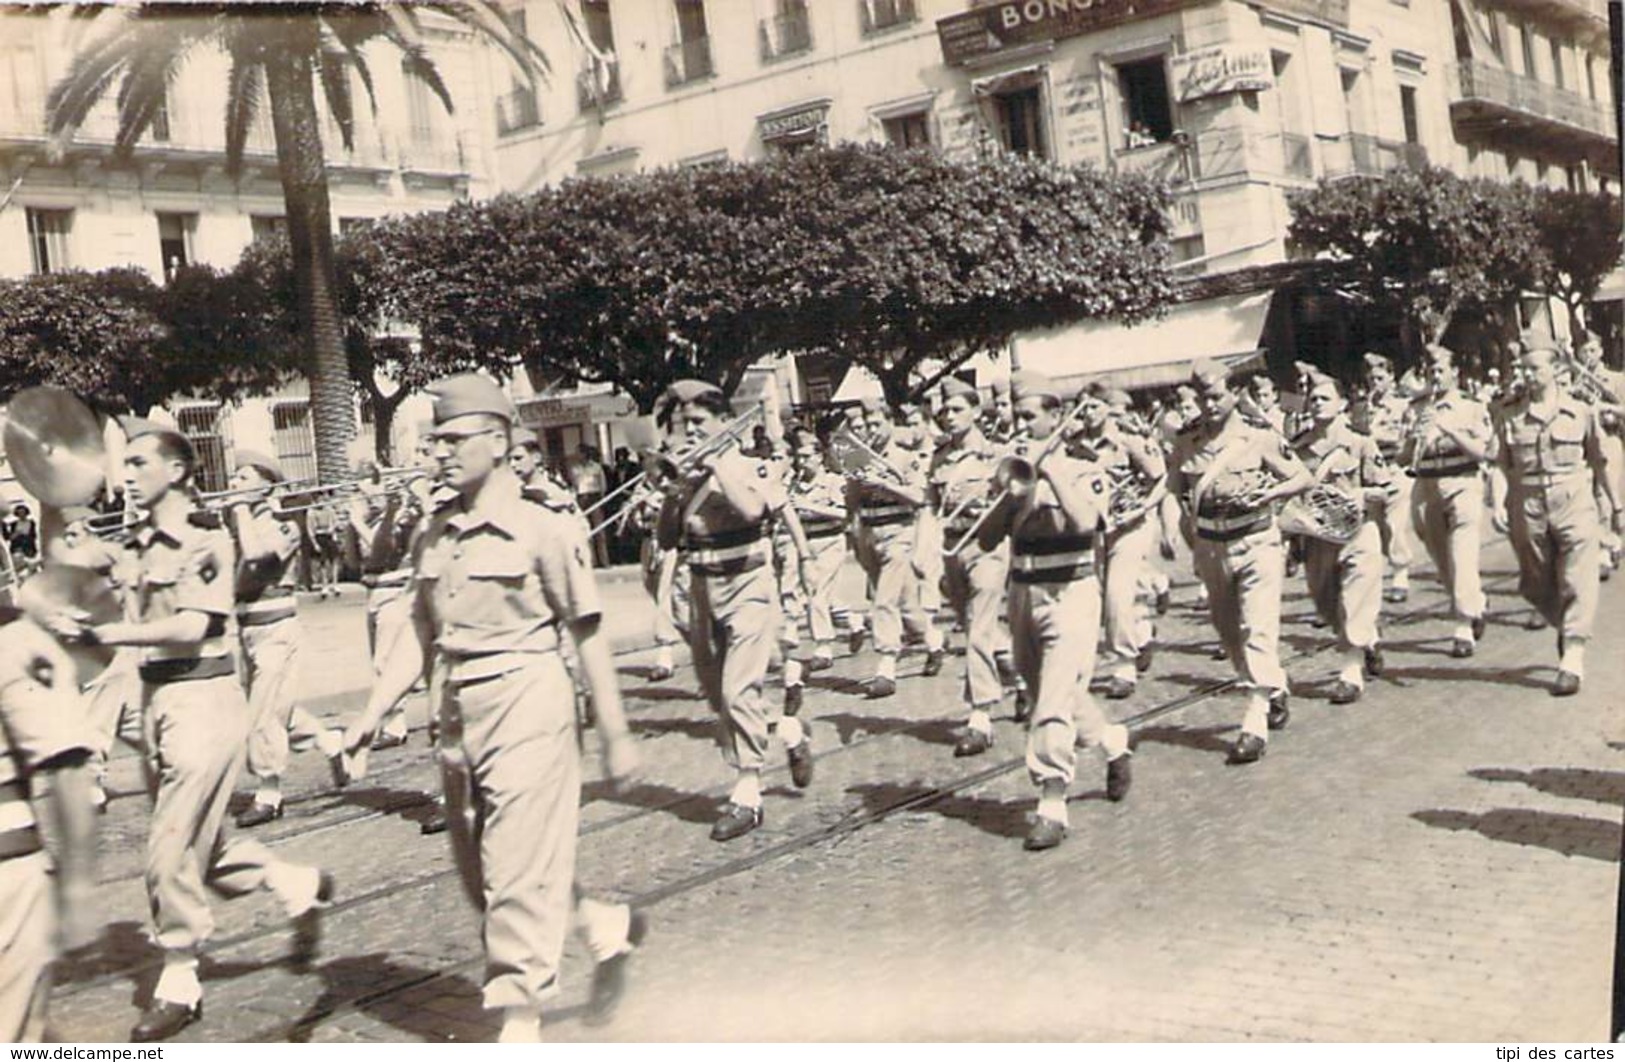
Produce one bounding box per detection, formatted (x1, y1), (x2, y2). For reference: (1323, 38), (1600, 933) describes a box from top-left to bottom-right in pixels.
(2, 386), (106, 507)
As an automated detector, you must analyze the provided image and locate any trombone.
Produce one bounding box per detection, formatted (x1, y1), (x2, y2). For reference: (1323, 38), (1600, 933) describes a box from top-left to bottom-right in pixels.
(826, 423), (911, 485)
(269, 468), (431, 517)
(582, 404), (764, 537)
(942, 395), (1100, 557)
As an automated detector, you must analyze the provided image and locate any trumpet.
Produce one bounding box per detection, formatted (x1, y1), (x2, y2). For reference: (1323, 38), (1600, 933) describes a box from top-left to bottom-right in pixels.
(826, 423), (911, 484)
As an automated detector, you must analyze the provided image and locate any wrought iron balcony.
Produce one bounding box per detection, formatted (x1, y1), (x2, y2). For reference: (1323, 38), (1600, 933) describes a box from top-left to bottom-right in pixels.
(859, 0), (916, 35)
(664, 36), (715, 88)
(1452, 59), (1613, 141)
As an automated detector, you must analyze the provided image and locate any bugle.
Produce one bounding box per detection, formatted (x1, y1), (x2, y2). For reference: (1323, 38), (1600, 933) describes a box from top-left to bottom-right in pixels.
(583, 404), (764, 536)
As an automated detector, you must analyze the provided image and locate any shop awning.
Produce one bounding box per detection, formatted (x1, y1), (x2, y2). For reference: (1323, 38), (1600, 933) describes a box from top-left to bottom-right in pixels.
(1594, 266), (1625, 303)
(1012, 290), (1275, 391)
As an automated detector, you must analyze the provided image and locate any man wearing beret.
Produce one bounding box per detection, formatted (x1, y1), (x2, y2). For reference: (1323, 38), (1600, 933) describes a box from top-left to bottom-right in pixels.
(929, 377), (1013, 756)
(226, 451), (337, 828)
(656, 379), (800, 840)
(352, 373), (643, 1040)
(847, 396), (943, 698)
(1168, 361), (1312, 764)
(45, 419), (332, 1041)
(977, 371), (1130, 850)
(1354, 353), (1417, 604)
(1489, 342), (1618, 695)
(1401, 345), (1493, 658)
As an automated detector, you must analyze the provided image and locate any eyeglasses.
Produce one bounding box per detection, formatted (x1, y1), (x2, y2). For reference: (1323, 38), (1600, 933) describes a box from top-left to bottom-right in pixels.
(426, 427), (498, 449)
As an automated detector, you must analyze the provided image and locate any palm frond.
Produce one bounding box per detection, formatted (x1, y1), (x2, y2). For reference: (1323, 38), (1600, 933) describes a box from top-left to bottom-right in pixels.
(400, 49), (453, 114)
(318, 19), (380, 119)
(221, 56), (265, 175)
(45, 9), (142, 135)
(314, 41), (357, 151)
(426, 1), (551, 82)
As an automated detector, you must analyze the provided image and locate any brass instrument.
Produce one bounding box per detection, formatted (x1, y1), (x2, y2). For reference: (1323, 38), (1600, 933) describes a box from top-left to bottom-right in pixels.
(1277, 485), (1363, 544)
(826, 423), (911, 484)
(269, 468), (430, 517)
(585, 405), (764, 538)
(1105, 463), (1156, 530)
(2, 386), (107, 507)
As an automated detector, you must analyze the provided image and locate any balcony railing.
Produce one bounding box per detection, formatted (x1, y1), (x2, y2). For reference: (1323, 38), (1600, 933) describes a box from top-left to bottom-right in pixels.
(860, 0), (916, 34)
(1454, 59), (1612, 138)
(760, 8), (814, 61)
(664, 37), (715, 88)
(495, 86), (541, 135)
(576, 58), (624, 111)
(1113, 129), (1318, 184)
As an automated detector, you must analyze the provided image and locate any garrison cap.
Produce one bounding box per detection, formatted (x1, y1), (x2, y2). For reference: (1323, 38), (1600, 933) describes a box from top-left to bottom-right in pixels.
(1174, 385), (1197, 402)
(664, 379), (725, 406)
(1189, 360), (1231, 392)
(510, 426), (542, 452)
(1104, 388), (1132, 410)
(858, 394), (890, 415)
(1423, 343), (1458, 368)
(233, 449), (285, 484)
(1519, 331), (1560, 356)
(937, 377), (979, 404)
(118, 415), (195, 461)
(1292, 360), (1318, 380)
(1362, 352), (1392, 373)
(427, 373), (516, 426)
(1304, 369), (1341, 394)
(1010, 370), (1062, 403)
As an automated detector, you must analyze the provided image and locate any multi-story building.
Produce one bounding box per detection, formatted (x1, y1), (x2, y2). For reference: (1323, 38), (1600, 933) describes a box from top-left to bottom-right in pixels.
(0, 6), (493, 492)
(486, 0), (1615, 393)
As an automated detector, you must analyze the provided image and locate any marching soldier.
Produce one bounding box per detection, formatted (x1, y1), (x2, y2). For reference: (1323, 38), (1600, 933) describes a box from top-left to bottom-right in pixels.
(351, 374), (644, 1040)
(777, 426), (846, 723)
(1168, 362), (1312, 765)
(656, 380), (802, 841)
(1490, 342), (1621, 695)
(45, 419), (331, 1042)
(1354, 353), (1418, 604)
(1078, 387), (1166, 700)
(978, 371), (1130, 851)
(847, 397), (944, 699)
(0, 611), (97, 1042)
(1571, 333), (1624, 576)
(928, 378), (1010, 757)
(1401, 345), (1493, 658)
(1291, 374), (1394, 704)
(225, 452), (338, 827)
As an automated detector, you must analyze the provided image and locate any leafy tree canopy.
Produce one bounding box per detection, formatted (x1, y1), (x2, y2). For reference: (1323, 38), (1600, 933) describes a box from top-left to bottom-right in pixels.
(1530, 187), (1623, 319)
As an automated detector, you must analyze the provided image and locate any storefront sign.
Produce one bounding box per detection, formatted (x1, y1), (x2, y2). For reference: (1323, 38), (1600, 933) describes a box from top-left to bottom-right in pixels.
(1171, 45), (1272, 101)
(937, 0), (1346, 66)
(759, 101), (831, 142)
(518, 398), (591, 429)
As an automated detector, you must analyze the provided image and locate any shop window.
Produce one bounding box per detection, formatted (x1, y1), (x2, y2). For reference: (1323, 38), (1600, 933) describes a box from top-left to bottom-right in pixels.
(882, 111), (931, 148)
(992, 85), (1047, 158)
(1116, 56), (1173, 147)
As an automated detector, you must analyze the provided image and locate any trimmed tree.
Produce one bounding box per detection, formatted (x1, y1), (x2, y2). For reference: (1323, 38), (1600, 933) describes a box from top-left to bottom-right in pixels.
(1530, 187), (1623, 338)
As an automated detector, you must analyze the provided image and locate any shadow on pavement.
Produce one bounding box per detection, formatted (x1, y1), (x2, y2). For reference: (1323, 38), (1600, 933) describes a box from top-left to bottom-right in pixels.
(622, 685), (705, 704)
(285, 952), (491, 1043)
(1467, 767), (1625, 806)
(55, 919), (151, 987)
(1133, 723), (1237, 758)
(814, 711), (959, 749)
(1411, 807), (1620, 862)
(1381, 663), (1551, 691)
(328, 785), (440, 827)
(594, 778), (722, 826)
(630, 714), (719, 744)
(845, 781), (1029, 841)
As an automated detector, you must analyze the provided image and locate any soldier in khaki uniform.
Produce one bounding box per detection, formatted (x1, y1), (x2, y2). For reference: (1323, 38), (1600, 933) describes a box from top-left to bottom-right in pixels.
(46, 420), (331, 1042)
(1401, 345), (1493, 658)
(1354, 353), (1418, 603)
(656, 380), (797, 841)
(353, 375), (644, 1040)
(978, 371), (1130, 851)
(777, 426), (846, 724)
(1291, 374), (1395, 704)
(928, 378), (1009, 757)
(1168, 362), (1312, 765)
(1490, 342), (1620, 695)
(0, 612), (97, 1042)
(226, 452), (337, 827)
(1076, 387), (1166, 700)
(1571, 333), (1625, 576)
(847, 397), (944, 698)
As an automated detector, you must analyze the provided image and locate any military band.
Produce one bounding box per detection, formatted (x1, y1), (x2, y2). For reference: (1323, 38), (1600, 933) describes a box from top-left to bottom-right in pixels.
(7, 325), (1624, 1041)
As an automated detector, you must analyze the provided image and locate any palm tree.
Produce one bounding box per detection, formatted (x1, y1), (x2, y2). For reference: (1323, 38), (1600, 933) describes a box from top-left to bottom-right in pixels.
(45, 2), (551, 482)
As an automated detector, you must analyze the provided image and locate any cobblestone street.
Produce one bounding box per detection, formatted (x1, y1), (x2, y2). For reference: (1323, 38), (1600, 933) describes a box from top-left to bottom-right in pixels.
(46, 535), (1623, 1042)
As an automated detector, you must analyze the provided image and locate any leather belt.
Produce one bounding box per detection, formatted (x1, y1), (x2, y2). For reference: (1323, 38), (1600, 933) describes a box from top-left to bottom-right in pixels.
(140, 656), (237, 684)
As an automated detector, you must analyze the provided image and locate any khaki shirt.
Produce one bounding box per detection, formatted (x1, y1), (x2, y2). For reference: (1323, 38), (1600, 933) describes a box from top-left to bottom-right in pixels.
(124, 518), (236, 674)
(0, 617), (89, 794)
(1292, 417), (1389, 493)
(1495, 393), (1604, 487)
(850, 436), (927, 521)
(1403, 390), (1491, 471)
(414, 478), (601, 674)
(1169, 422), (1286, 516)
(928, 428), (1000, 531)
(235, 504), (302, 610)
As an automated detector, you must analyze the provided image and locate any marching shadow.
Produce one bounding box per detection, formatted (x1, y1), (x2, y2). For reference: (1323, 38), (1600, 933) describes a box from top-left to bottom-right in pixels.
(1411, 807), (1620, 863)
(846, 781), (1029, 842)
(629, 714), (718, 744)
(1133, 722), (1237, 758)
(1382, 663), (1551, 692)
(1467, 767), (1625, 807)
(622, 686), (705, 704)
(805, 673), (874, 698)
(327, 785), (440, 827)
(54, 920), (151, 987)
(1156, 639), (1228, 660)
(283, 952), (493, 1043)
(814, 710), (960, 749)
(591, 778), (723, 826)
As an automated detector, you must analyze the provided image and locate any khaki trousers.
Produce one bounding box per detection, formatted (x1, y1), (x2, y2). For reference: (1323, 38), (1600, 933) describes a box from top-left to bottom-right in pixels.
(943, 540), (1009, 710)
(1507, 477), (1601, 641)
(1193, 528), (1288, 736)
(1411, 474), (1487, 626)
(435, 655), (580, 1011)
(242, 618), (324, 784)
(0, 852), (52, 1042)
(1011, 576), (1122, 786)
(1304, 522), (1384, 674)
(1102, 518), (1155, 682)
(859, 522), (939, 658)
(690, 564), (780, 771)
